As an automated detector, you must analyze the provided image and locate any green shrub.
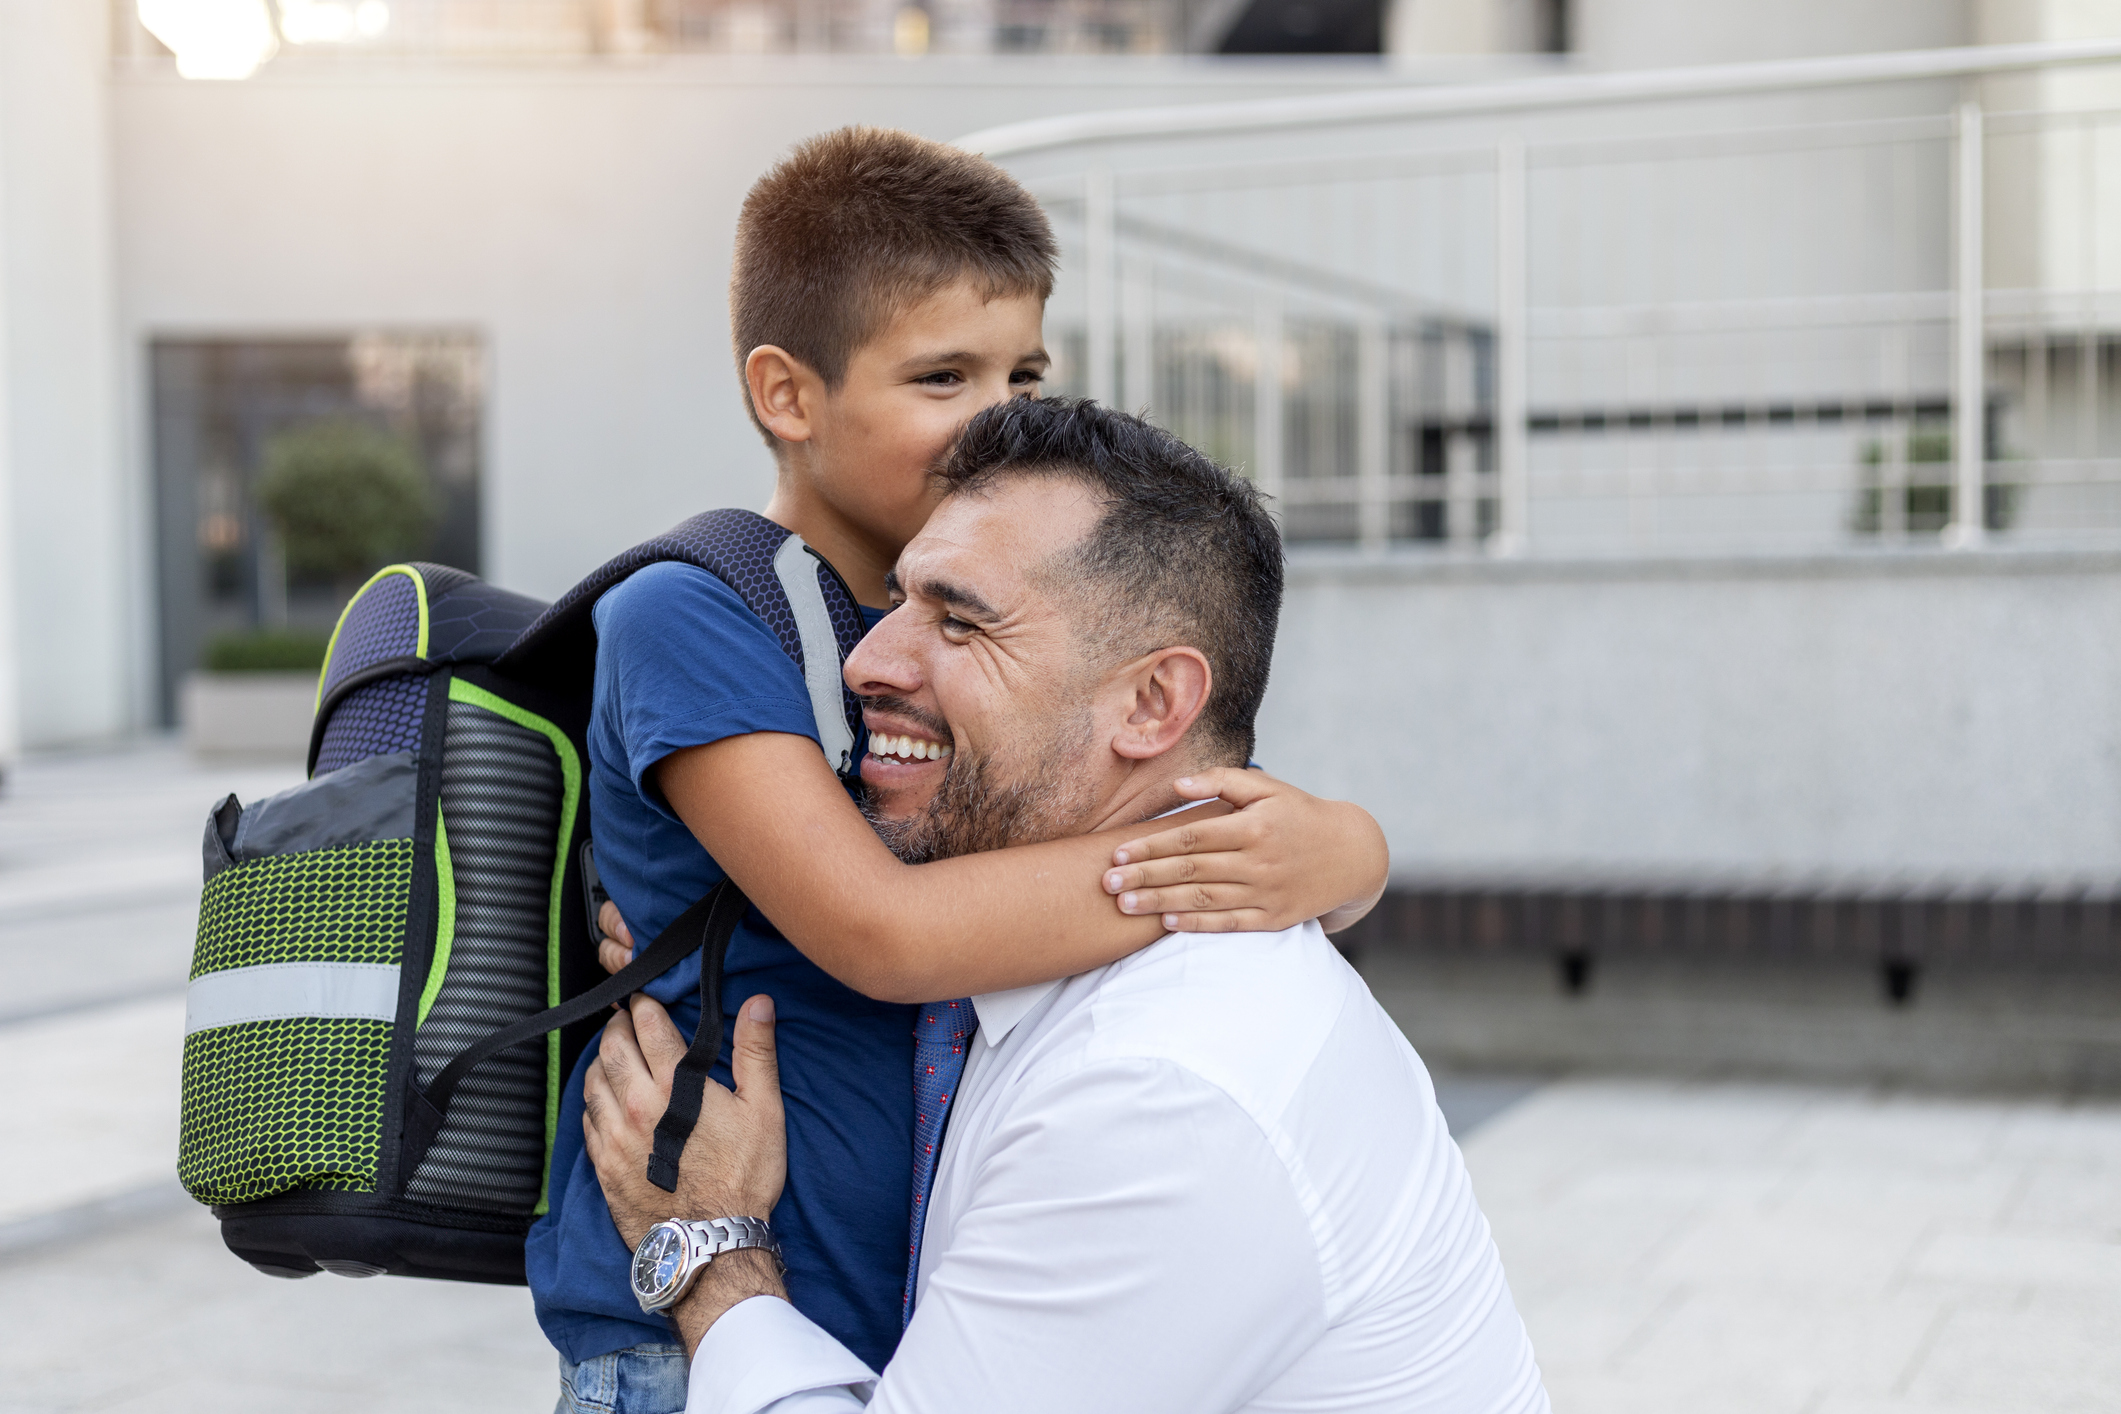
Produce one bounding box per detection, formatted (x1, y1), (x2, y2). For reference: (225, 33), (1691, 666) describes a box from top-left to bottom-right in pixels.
(1852, 428), (2019, 535)
(204, 629), (331, 673)
(256, 419), (437, 583)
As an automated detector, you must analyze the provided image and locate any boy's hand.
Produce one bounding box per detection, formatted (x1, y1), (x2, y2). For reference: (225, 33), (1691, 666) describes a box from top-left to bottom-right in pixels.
(1102, 768), (1388, 935)
(596, 899), (635, 975)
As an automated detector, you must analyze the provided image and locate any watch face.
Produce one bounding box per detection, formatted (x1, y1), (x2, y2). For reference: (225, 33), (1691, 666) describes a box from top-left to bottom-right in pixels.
(633, 1225), (685, 1303)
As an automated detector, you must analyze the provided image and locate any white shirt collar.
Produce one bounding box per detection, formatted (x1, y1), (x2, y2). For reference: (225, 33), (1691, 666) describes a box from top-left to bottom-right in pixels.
(970, 795), (1214, 1048)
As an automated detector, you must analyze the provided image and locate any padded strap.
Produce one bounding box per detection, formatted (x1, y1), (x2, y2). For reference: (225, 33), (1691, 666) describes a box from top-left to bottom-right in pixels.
(645, 882), (751, 1192)
(773, 535), (858, 778)
(400, 881), (746, 1180)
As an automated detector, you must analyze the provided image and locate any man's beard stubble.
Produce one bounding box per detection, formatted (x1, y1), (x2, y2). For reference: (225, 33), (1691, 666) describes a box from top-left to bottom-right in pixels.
(859, 696), (1100, 864)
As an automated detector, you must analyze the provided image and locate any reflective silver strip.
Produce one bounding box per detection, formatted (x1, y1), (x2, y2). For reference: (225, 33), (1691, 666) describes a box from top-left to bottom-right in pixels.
(184, 962), (402, 1035)
(772, 534), (857, 776)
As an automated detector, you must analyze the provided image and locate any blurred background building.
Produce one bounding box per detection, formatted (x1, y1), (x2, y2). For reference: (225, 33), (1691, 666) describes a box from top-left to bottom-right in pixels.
(6, 0), (2121, 1077)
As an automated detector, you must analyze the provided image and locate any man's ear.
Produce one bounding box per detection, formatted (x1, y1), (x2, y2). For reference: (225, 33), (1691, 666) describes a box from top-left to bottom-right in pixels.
(1112, 648), (1213, 761)
(745, 345), (822, 445)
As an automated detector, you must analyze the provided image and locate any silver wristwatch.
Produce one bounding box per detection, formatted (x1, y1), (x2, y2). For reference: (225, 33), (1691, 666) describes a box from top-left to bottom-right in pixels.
(630, 1216), (782, 1314)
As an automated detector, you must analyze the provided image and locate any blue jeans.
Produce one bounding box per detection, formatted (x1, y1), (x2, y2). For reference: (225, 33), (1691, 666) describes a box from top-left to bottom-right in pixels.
(555, 1342), (689, 1414)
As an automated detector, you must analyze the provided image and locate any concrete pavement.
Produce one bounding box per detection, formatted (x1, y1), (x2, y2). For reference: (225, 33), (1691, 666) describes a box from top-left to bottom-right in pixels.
(3, 741), (2119, 1412)
(1466, 1078), (2121, 1414)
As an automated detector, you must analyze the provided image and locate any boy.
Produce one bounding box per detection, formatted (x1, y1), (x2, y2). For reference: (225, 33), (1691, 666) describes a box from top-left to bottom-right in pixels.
(529, 127), (1390, 1414)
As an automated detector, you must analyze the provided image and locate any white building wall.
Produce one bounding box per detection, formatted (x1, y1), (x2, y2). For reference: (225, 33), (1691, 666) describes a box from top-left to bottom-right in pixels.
(111, 58), (1416, 613)
(0, 0), (131, 752)
(1571, 0), (1972, 69)
(1261, 550), (2121, 890)
(1977, 0), (2121, 294)
(73, 16), (2121, 890)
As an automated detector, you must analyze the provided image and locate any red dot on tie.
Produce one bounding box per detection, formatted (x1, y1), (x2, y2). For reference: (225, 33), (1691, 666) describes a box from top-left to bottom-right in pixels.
(940, 1094), (949, 1102)
(926, 1064), (936, 1074)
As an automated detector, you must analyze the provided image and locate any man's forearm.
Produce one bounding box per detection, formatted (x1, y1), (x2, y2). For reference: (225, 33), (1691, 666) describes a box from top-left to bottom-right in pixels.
(674, 1247), (791, 1359)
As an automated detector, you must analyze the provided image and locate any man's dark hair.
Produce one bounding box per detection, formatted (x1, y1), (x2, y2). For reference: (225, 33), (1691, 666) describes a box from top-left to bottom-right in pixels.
(731, 127), (1057, 444)
(935, 398), (1283, 762)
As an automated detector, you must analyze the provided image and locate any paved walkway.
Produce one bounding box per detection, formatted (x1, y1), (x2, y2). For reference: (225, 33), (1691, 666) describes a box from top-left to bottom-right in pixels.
(1464, 1078), (2121, 1414)
(2, 742), (2118, 1411)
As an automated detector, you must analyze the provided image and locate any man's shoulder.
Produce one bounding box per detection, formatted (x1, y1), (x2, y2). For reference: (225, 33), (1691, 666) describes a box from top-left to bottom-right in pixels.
(1068, 923), (1401, 1127)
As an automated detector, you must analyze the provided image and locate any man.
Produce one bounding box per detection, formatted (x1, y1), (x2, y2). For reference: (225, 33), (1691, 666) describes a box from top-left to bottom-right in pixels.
(583, 397), (1550, 1414)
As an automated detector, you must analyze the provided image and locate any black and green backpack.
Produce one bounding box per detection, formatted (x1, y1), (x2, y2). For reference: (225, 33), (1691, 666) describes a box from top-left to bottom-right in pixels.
(179, 509), (865, 1283)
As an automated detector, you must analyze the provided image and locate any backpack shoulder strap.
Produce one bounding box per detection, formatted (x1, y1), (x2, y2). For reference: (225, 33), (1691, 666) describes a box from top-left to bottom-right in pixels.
(492, 508), (866, 776)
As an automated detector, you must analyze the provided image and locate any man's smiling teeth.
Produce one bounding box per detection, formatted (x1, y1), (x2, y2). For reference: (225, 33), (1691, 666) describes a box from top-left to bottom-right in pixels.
(870, 733), (953, 763)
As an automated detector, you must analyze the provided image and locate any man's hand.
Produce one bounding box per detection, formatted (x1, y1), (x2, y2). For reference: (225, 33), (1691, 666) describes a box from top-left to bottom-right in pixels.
(596, 899), (634, 976)
(582, 991), (791, 1352)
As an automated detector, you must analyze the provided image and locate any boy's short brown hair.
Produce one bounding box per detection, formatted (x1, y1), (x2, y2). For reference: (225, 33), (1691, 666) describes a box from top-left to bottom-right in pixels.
(731, 127), (1057, 443)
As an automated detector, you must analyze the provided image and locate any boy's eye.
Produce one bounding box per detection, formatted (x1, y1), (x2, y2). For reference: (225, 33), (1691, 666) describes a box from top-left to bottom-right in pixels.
(1011, 368), (1044, 387)
(917, 370), (964, 388)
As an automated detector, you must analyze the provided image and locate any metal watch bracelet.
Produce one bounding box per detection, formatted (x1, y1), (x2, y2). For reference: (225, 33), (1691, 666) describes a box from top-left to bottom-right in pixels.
(634, 1215), (783, 1314)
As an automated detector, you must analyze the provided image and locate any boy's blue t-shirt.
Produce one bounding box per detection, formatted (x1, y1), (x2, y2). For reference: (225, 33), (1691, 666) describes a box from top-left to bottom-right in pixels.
(525, 560), (911, 1372)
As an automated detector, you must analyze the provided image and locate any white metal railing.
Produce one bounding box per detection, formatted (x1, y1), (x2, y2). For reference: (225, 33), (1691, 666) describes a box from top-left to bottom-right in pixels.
(964, 39), (2121, 554)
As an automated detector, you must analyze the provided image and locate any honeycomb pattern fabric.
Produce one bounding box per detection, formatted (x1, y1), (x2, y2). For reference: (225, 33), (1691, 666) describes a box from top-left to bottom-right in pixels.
(192, 839), (413, 979)
(322, 570), (423, 700)
(185, 838), (411, 1204)
(313, 676), (428, 777)
(422, 576), (549, 664)
(494, 508), (866, 757)
(406, 700), (560, 1213)
(179, 1016), (392, 1203)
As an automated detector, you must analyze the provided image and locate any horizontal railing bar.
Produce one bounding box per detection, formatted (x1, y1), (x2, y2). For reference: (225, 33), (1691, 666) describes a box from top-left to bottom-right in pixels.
(1263, 458), (2121, 504)
(1531, 291), (1953, 336)
(1526, 400), (1952, 427)
(1046, 286), (2121, 338)
(956, 38), (2121, 158)
(1019, 109), (1959, 203)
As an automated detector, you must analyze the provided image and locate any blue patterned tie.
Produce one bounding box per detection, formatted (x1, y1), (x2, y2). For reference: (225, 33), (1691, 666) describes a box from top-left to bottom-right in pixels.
(904, 997), (974, 1324)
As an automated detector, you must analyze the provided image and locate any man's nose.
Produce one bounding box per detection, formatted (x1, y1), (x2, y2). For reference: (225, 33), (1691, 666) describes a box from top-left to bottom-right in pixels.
(843, 608), (922, 698)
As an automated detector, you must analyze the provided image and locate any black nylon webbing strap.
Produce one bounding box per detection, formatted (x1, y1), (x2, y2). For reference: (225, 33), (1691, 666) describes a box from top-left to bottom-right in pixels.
(399, 882), (741, 1179)
(645, 882), (750, 1192)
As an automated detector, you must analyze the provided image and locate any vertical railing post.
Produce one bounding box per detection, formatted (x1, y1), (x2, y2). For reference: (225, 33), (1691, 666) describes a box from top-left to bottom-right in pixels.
(1492, 133), (1529, 556)
(1357, 318), (1390, 553)
(1121, 258), (1154, 414)
(1085, 166), (1117, 407)
(1253, 295), (1285, 520)
(1947, 101), (1987, 548)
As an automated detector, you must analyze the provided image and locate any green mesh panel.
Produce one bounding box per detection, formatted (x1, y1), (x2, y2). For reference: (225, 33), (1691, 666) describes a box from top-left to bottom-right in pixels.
(192, 839), (413, 979)
(185, 838), (413, 1204)
(179, 1016), (394, 1203)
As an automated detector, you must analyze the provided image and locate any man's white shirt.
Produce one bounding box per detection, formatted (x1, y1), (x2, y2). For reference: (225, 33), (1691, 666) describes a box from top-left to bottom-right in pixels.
(684, 921), (1549, 1414)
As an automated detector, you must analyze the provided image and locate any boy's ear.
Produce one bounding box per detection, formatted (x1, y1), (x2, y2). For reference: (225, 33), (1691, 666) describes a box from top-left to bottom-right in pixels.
(745, 345), (822, 445)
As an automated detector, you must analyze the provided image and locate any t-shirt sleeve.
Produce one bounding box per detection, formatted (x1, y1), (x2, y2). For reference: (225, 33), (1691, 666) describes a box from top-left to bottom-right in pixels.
(592, 560), (822, 810)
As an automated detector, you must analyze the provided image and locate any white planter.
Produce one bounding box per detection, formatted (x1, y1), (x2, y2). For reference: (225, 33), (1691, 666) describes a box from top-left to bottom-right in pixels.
(181, 671), (317, 760)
